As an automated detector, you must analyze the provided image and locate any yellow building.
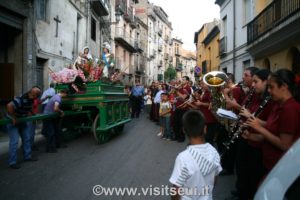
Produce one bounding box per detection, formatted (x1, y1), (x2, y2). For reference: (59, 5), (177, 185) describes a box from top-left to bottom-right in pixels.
(247, 0), (300, 74)
(195, 20), (221, 75)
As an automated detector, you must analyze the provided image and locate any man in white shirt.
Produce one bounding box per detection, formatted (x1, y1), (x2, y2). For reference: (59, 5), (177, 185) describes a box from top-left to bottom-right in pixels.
(169, 110), (222, 200)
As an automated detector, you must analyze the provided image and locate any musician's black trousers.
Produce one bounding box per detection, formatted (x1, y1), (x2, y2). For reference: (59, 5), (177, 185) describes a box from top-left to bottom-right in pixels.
(218, 125), (236, 173)
(235, 138), (265, 199)
(235, 138), (248, 199)
(173, 109), (186, 142)
(131, 95), (142, 118)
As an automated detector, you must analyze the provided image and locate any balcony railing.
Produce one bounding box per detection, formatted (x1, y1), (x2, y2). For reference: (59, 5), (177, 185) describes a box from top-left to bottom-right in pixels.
(158, 45), (163, 52)
(115, 0), (125, 14)
(247, 0), (300, 44)
(158, 60), (163, 67)
(91, 0), (109, 16)
(164, 53), (169, 60)
(219, 36), (227, 56)
(158, 28), (162, 36)
(114, 27), (136, 52)
(164, 35), (169, 42)
(124, 6), (134, 23)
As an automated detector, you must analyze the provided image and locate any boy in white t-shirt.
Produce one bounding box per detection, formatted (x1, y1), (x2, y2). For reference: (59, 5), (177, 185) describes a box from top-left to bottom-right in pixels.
(169, 110), (222, 200)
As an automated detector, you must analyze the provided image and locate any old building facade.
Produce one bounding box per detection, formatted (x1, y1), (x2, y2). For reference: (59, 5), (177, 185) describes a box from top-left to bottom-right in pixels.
(0, 0), (36, 100)
(247, 0), (300, 74)
(195, 20), (221, 76)
(215, 0), (254, 81)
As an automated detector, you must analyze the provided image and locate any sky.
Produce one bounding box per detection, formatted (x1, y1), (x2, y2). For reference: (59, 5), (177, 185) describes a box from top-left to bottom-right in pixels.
(148, 0), (220, 52)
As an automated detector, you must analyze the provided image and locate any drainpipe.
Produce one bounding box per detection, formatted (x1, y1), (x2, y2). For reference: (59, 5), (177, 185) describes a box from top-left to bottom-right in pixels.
(233, 0), (236, 75)
(86, 0), (90, 46)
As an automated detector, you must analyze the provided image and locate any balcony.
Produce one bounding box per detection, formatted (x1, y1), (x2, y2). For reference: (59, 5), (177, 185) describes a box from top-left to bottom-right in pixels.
(134, 40), (144, 52)
(158, 28), (162, 36)
(247, 0), (300, 57)
(219, 36), (227, 57)
(115, 0), (125, 14)
(158, 60), (163, 68)
(175, 50), (181, 57)
(164, 35), (169, 42)
(169, 55), (173, 61)
(130, 16), (137, 28)
(175, 63), (183, 71)
(124, 6), (134, 23)
(164, 53), (169, 60)
(91, 0), (109, 16)
(114, 27), (137, 53)
(150, 49), (156, 59)
(158, 45), (163, 52)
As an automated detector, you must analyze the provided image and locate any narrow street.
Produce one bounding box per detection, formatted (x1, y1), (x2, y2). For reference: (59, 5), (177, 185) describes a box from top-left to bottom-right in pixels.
(0, 114), (234, 200)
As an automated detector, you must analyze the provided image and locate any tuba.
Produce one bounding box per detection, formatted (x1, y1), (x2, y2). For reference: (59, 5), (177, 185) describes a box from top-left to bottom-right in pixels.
(203, 71), (228, 123)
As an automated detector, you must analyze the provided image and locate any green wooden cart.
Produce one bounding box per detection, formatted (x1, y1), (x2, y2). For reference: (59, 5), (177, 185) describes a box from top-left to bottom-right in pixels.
(55, 81), (131, 143)
(0, 81), (130, 144)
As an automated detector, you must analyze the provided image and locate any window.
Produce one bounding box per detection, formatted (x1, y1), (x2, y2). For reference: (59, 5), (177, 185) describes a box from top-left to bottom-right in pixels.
(36, 0), (47, 21)
(222, 15), (227, 37)
(244, 0), (252, 24)
(91, 17), (96, 41)
(243, 60), (251, 71)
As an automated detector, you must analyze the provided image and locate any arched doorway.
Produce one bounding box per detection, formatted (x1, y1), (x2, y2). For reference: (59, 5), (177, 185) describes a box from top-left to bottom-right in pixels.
(263, 58), (271, 71)
(290, 47), (300, 75)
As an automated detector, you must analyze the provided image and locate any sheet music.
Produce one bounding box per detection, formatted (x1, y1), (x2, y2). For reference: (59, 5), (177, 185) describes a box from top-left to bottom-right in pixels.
(216, 108), (238, 120)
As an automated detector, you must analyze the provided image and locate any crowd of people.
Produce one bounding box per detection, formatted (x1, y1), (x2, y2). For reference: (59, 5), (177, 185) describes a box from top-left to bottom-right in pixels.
(2, 64), (300, 199)
(126, 68), (300, 200)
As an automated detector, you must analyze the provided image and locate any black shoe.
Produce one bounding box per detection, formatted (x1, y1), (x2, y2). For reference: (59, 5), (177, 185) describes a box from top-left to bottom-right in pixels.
(177, 139), (185, 143)
(46, 149), (57, 153)
(10, 164), (21, 169)
(219, 169), (234, 176)
(231, 190), (238, 196)
(31, 145), (39, 151)
(57, 144), (67, 148)
(24, 157), (38, 162)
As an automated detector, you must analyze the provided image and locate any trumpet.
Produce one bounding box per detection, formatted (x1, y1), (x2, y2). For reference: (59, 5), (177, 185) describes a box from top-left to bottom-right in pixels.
(203, 71), (228, 123)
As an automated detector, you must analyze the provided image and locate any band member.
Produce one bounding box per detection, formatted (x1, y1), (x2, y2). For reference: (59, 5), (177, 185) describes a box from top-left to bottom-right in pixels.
(173, 76), (191, 142)
(225, 67), (259, 112)
(223, 67), (259, 200)
(189, 79), (218, 146)
(245, 69), (300, 175)
(237, 69), (275, 199)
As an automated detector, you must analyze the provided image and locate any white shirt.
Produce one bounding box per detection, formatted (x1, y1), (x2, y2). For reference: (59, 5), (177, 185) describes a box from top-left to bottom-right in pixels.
(154, 90), (165, 104)
(41, 88), (56, 105)
(169, 143), (222, 200)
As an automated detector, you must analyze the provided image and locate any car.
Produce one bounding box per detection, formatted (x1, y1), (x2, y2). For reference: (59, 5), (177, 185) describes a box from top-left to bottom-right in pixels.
(254, 139), (300, 200)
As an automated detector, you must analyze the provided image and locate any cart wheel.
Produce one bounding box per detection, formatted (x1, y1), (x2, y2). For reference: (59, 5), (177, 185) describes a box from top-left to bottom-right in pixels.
(92, 114), (110, 144)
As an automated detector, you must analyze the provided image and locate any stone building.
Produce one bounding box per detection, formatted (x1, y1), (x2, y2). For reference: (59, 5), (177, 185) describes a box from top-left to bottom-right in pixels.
(35, 0), (110, 89)
(0, 0), (36, 101)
